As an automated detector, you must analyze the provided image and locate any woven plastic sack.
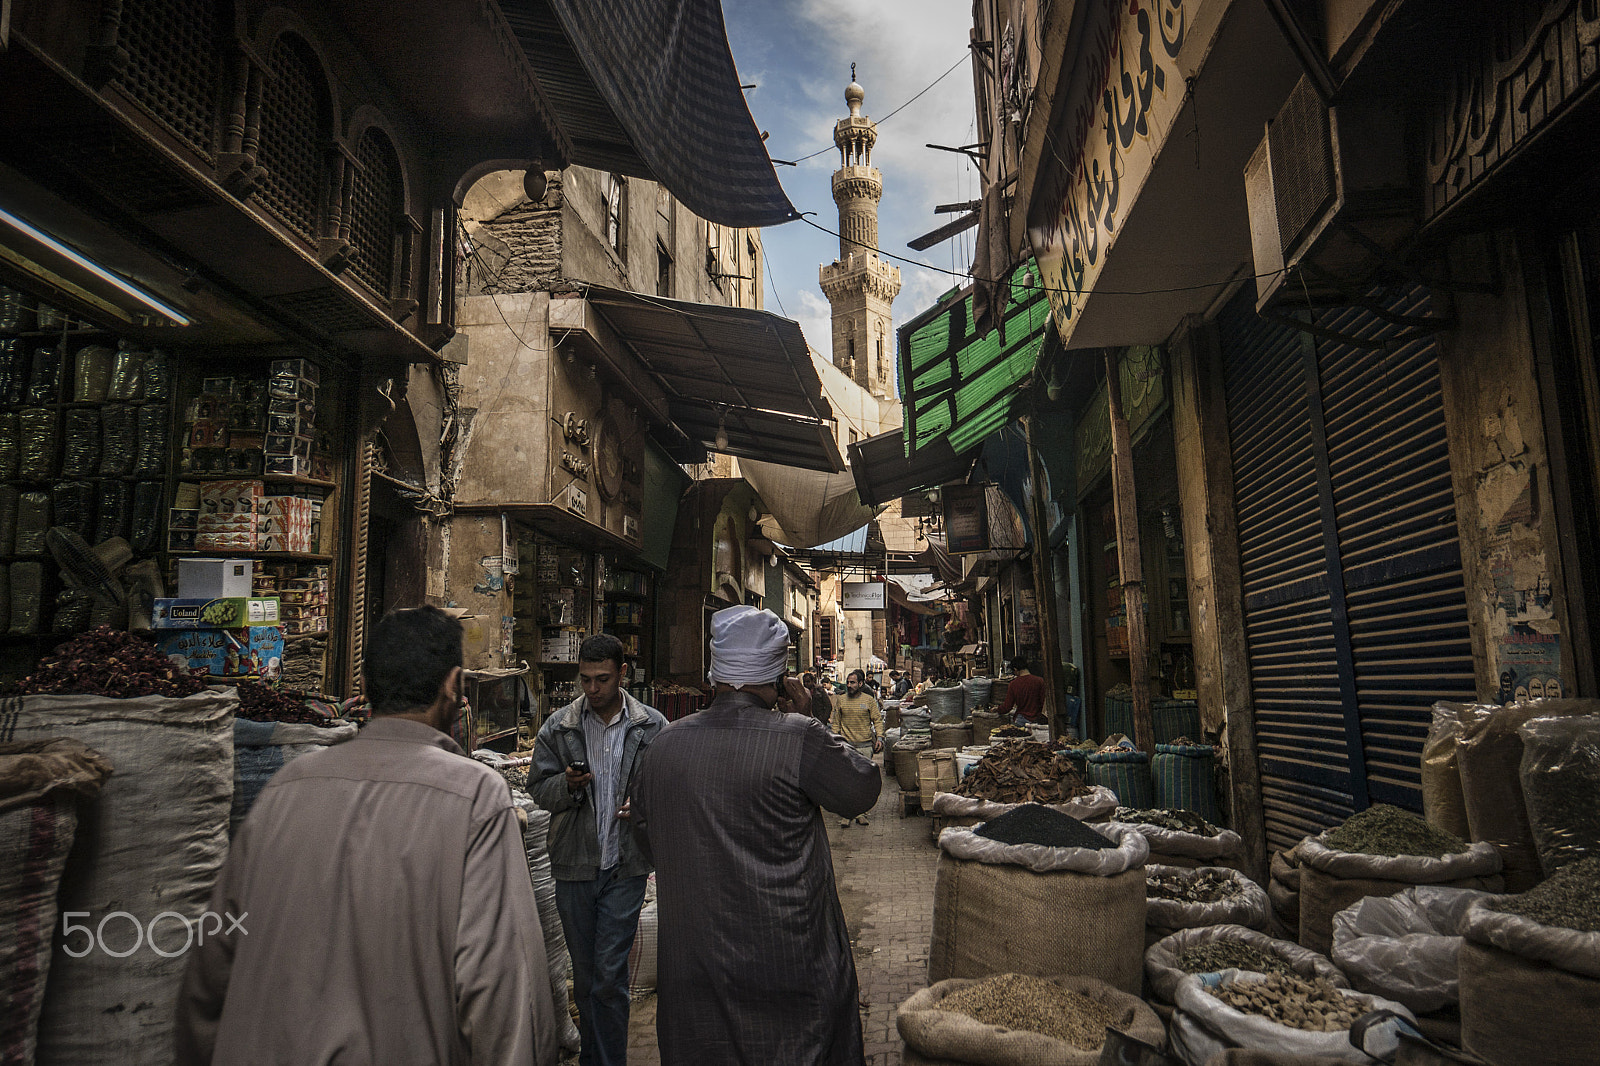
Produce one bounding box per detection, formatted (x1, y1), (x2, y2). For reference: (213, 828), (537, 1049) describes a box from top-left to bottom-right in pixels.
(1088, 748), (1154, 809)
(1154, 698), (1202, 744)
(930, 786), (1118, 825)
(1146, 864), (1271, 939)
(1154, 743), (1222, 822)
(627, 873), (658, 996)
(929, 825), (1148, 993)
(1420, 702), (1475, 841)
(511, 801), (581, 1053)
(1171, 969), (1414, 1066)
(924, 686), (965, 721)
(1146, 923), (1346, 1006)
(98, 404), (135, 476)
(1518, 714), (1600, 876)
(0, 689), (236, 1066)
(929, 722), (972, 749)
(1294, 833), (1502, 955)
(231, 718), (357, 833)
(1457, 939), (1600, 1066)
(962, 677), (993, 712)
(1329, 885), (1488, 1013)
(896, 974), (1165, 1066)
(9, 561), (42, 636)
(0, 739), (113, 1066)
(72, 344), (114, 403)
(133, 404), (167, 477)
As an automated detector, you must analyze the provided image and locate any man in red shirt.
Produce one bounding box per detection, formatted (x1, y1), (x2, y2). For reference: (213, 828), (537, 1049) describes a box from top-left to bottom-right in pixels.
(996, 655), (1047, 727)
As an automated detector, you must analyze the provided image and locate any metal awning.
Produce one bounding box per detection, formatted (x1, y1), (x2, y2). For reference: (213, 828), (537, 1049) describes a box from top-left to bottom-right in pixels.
(847, 429), (978, 507)
(900, 258), (1049, 459)
(553, 287), (842, 473)
(499, 0), (797, 228)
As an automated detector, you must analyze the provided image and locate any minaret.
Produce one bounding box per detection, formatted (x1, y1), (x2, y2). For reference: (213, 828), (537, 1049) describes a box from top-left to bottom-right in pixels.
(820, 70), (901, 398)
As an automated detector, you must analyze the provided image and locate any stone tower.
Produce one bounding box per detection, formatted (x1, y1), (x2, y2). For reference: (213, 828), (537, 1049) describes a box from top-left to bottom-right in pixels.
(819, 73), (901, 397)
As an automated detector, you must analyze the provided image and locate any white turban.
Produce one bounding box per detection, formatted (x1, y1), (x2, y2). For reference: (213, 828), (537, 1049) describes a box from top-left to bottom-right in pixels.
(708, 605), (790, 688)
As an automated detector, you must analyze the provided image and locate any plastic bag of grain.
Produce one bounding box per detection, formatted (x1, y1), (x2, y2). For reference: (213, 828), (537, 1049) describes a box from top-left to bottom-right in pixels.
(1518, 714), (1600, 877)
(513, 798), (581, 1053)
(896, 973), (1165, 1066)
(1329, 885), (1488, 1013)
(929, 818), (1148, 993)
(0, 738), (113, 1066)
(1420, 702), (1476, 841)
(0, 689), (236, 1066)
(1146, 923), (1346, 1012)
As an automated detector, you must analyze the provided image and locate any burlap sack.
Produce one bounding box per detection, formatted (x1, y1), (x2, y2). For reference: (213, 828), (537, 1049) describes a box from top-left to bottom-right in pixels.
(897, 974), (1165, 1066)
(1421, 702), (1476, 842)
(1115, 820), (1246, 868)
(894, 743), (925, 791)
(931, 723), (972, 749)
(928, 857), (1147, 993)
(1203, 1052), (1355, 1066)
(1458, 940), (1600, 1066)
(1145, 924), (1346, 1007)
(930, 787), (1118, 824)
(1457, 698), (1598, 892)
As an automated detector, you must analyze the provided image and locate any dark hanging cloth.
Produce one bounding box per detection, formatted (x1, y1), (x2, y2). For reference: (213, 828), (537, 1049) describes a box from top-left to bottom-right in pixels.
(971, 179), (1012, 343)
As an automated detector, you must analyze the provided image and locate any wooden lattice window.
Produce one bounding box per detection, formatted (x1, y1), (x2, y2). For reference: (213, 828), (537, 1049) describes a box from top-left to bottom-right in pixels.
(119, 0), (220, 162)
(819, 615), (835, 660)
(348, 127), (402, 298)
(256, 35), (328, 245)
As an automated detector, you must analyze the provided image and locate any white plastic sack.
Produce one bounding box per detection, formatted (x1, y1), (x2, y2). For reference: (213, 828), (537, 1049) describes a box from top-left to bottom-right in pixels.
(929, 786), (1118, 823)
(1172, 969), (1415, 1065)
(1330, 885), (1489, 1013)
(937, 820), (1148, 875)
(627, 875), (658, 996)
(512, 796), (581, 1052)
(1145, 924), (1347, 1005)
(1297, 834), (1501, 882)
(1111, 820), (1246, 863)
(1146, 865), (1271, 932)
(1461, 896), (1600, 978)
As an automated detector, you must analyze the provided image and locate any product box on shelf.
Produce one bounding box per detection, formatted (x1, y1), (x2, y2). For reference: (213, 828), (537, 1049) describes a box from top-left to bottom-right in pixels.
(178, 557), (254, 598)
(199, 480), (265, 516)
(539, 630), (584, 663)
(152, 597), (280, 629)
(269, 358), (321, 385)
(156, 626), (283, 679)
(263, 454), (311, 477)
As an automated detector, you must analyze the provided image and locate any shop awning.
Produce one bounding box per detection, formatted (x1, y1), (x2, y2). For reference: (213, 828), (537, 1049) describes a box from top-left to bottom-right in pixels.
(847, 429), (979, 508)
(899, 258), (1049, 459)
(499, 0), (797, 228)
(553, 288), (842, 472)
(741, 458), (879, 549)
(887, 574), (946, 616)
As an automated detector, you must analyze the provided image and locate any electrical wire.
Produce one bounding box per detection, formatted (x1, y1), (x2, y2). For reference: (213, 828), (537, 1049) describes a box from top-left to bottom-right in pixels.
(779, 53), (972, 164)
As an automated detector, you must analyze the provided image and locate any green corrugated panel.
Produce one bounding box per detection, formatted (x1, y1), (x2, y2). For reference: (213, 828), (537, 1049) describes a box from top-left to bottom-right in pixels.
(901, 258), (1049, 457)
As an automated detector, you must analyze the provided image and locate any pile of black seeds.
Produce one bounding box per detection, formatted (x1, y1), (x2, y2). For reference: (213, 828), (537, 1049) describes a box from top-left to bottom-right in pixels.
(1148, 867), (1244, 903)
(1117, 806), (1223, 836)
(975, 804), (1114, 849)
(1324, 804), (1469, 858)
(1176, 940), (1294, 976)
(1493, 857), (1600, 932)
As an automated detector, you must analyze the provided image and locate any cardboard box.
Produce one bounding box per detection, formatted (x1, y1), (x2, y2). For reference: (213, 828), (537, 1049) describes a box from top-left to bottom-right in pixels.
(156, 626), (283, 679)
(195, 531), (257, 551)
(267, 376), (316, 402)
(199, 480), (264, 516)
(270, 358), (321, 385)
(153, 597), (281, 629)
(263, 455), (311, 477)
(178, 557), (254, 599)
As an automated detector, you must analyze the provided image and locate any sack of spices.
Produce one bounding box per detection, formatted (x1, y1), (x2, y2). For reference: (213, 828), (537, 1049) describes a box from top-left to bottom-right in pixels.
(18, 407), (58, 481)
(1152, 742), (1223, 824)
(896, 973), (1165, 1066)
(1457, 859), (1600, 1066)
(929, 812), (1148, 993)
(1329, 884), (1489, 1013)
(1114, 807), (1245, 869)
(1518, 714), (1600, 877)
(1294, 805), (1502, 955)
(1146, 923), (1346, 1012)
(1170, 969), (1413, 1065)
(1421, 702), (1476, 841)
(1146, 864), (1272, 946)
(0, 738), (113, 1066)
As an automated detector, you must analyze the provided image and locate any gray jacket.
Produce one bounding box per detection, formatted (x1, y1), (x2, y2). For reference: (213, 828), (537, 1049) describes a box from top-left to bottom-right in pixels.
(530, 690), (666, 881)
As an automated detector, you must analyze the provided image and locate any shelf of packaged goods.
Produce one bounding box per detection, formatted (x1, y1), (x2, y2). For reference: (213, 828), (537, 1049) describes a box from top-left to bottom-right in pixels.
(602, 589), (649, 601)
(166, 550), (334, 562)
(182, 474), (337, 489)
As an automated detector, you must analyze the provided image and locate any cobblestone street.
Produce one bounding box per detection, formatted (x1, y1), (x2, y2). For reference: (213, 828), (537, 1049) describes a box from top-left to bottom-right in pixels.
(614, 761), (937, 1065)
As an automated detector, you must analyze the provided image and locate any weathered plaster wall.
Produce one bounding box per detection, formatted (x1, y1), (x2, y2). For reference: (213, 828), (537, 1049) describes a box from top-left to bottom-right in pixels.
(444, 513), (513, 670)
(452, 292), (552, 505)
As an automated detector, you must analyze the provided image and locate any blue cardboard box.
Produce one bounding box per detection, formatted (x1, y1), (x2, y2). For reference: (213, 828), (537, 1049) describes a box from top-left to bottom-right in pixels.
(156, 626), (284, 679)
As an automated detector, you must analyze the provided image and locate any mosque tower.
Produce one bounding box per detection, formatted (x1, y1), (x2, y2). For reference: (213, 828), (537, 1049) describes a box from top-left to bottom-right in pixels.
(819, 69), (901, 398)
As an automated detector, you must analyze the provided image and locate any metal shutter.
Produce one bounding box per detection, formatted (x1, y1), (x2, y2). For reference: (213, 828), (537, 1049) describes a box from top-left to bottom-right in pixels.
(1218, 285), (1474, 853)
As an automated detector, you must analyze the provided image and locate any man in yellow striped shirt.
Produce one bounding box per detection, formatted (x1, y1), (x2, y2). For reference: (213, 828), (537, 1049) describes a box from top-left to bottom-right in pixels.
(832, 669), (882, 827)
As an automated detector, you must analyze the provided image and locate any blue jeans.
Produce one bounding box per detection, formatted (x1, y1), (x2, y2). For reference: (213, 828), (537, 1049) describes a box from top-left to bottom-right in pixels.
(555, 867), (648, 1066)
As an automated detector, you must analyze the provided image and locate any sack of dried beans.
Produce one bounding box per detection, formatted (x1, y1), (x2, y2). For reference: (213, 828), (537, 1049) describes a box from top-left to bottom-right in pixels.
(1146, 924), (1345, 1016)
(1171, 969), (1413, 1065)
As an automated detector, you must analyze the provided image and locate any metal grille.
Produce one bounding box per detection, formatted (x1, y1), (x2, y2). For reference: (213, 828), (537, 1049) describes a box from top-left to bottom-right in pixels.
(257, 36), (326, 244)
(347, 128), (401, 298)
(1268, 75), (1336, 257)
(119, 0), (219, 162)
(268, 288), (378, 334)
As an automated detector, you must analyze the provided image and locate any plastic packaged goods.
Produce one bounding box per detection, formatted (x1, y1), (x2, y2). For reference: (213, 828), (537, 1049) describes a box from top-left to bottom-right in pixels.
(1519, 714), (1600, 876)
(94, 479), (132, 545)
(18, 407), (59, 481)
(0, 410), (18, 479)
(14, 492), (50, 556)
(52, 587), (93, 636)
(0, 485), (17, 556)
(50, 481), (95, 540)
(133, 403), (168, 476)
(131, 480), (163, 554)
(25, 346), (61, 403)
(106, 344), (145, 401)
(0, 284), (33, 331)
(1421, 702), (1475, 840)
(0, 338), (23, 403)
(98, 403), (135, 476)
(72, 344), (115, 402)
(139, 349), (171, 402)
(60, 408), (100, 477)
(9, 560), (43, 635)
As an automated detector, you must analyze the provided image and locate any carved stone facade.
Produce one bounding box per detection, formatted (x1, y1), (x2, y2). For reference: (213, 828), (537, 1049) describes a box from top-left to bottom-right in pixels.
(818, 79), (900, 396)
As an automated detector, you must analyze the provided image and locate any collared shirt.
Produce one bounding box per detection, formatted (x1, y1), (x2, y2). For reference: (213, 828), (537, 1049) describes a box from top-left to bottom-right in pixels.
(582, 703), (630, 870)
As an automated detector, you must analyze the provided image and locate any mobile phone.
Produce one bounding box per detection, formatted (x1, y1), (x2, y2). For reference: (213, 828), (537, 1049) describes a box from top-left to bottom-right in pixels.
(569, 760), (590, 774)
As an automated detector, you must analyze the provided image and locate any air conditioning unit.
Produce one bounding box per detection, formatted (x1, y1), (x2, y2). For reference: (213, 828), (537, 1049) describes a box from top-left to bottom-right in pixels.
(1244, 76), (1412, 311)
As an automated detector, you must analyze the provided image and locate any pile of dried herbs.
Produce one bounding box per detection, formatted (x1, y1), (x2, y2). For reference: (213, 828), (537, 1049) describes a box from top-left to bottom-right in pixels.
(1116, 806), (1223, 836)
(954, 739), (1090, 804)
(1492, 857), (1600, 932)
(1324, 804), (1468, 858)
(18, 626), (205, 698)
(1176, 939), (1294, 976)
(1148, 867), (1244, 904)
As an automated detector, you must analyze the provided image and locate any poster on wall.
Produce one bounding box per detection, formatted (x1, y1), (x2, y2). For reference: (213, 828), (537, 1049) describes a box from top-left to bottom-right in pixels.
(842, 581), (887, 610)
(1496, 628), (1563, 701)
(943, 483), (991, 554)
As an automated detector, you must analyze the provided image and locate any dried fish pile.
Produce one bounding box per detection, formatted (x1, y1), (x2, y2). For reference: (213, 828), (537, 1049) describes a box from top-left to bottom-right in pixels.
(937, 974), (1119, 1050)
(1148, 867), (1244, 904)
(1205, 973), (1364, 1032)
(953, 739), (1091, 804)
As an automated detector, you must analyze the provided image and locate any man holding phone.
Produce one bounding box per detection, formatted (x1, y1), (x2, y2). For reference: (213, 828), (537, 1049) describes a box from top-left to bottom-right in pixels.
(531, 634), (666, 1066)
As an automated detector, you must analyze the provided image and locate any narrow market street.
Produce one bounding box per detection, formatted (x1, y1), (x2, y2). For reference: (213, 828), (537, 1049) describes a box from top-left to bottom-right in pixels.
(617, 765), (938, 1066)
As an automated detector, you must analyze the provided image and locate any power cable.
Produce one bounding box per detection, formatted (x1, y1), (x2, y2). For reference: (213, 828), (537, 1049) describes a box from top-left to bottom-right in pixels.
(777, 53), (972, 165)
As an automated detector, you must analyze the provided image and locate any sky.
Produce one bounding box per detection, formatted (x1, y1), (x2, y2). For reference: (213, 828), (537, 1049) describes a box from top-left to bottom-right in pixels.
(720, 0), (981, 369)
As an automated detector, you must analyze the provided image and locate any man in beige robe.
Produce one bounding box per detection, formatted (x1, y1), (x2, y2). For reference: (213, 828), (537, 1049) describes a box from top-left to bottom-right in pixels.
(176, 606), (558, 1065)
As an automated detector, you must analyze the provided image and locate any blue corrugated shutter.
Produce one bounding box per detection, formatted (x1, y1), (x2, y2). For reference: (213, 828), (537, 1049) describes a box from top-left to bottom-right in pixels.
(1218, 285), (1475, 853)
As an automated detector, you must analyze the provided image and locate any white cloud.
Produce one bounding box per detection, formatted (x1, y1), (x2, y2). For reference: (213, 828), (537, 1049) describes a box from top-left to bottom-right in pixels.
(793, 289), (833, 361)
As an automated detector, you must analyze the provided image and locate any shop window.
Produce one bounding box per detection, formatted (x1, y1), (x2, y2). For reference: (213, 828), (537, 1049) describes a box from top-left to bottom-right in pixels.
(257, 35), (330, 245)
(877, 335), (887, 382)
(819, 616), (835, 660)
(119, 0), (220, 162)
(348, 127), (403, 299)
(603, 173), (626, 256)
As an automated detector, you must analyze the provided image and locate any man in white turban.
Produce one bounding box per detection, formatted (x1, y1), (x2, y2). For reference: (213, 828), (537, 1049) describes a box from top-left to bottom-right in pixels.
(630, 606), (880, 1065)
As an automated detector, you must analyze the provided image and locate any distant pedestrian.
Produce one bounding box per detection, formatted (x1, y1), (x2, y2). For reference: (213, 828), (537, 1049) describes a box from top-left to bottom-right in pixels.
(802, 670), (832, 725)
(997, 654), (1047, 727)
(889, 670), (911, 700)
(833, 670), (882, 827)
(530, 633), (666, 1066)
(631, 605), (880, 1066)
(176, 606), (559, 1065)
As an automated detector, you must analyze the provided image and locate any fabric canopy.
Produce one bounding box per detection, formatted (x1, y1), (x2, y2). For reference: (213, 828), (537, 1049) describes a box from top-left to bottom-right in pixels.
(741, 457), (880, 549)
(503, 0), (797, 228)
(887, 574), (946, 615)
(899, 258), (1049, 458)
(847, 429), (978, 507)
